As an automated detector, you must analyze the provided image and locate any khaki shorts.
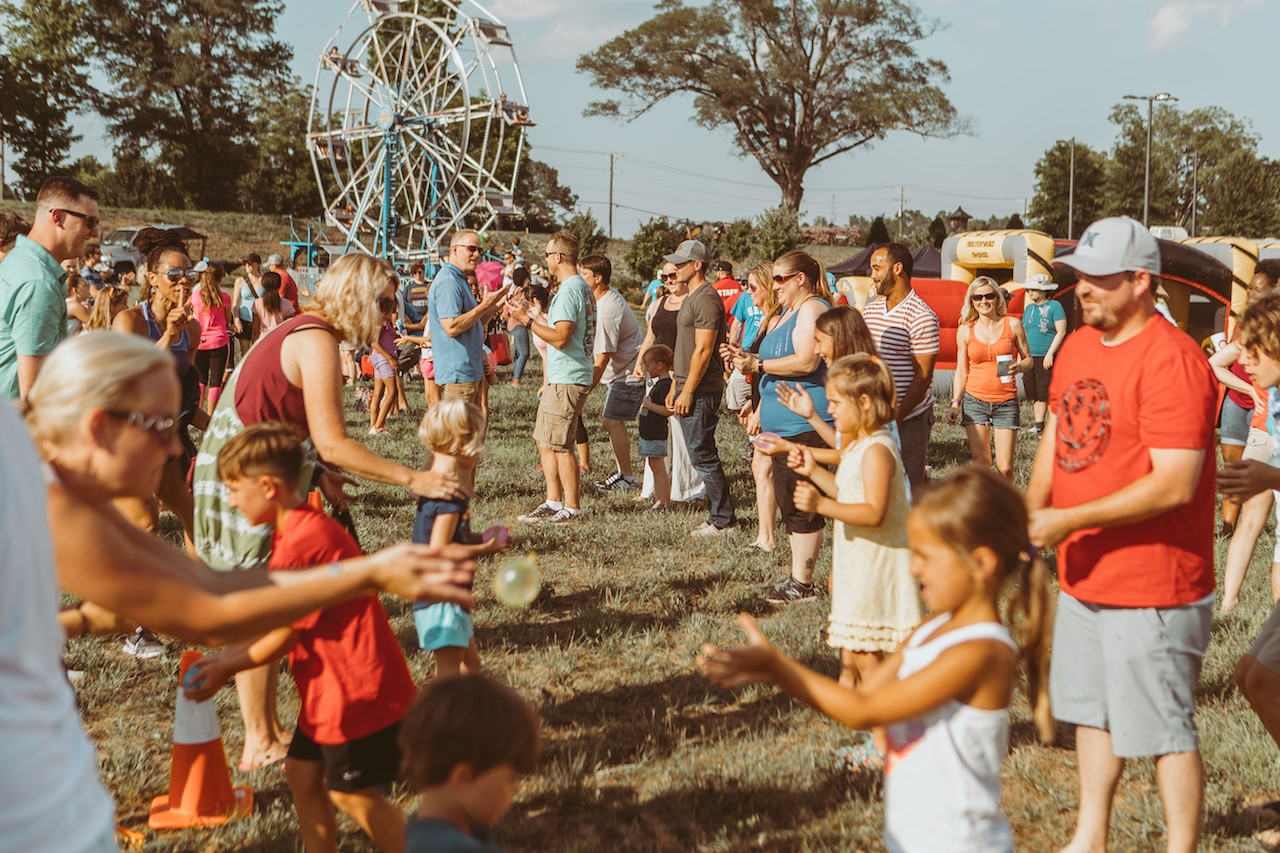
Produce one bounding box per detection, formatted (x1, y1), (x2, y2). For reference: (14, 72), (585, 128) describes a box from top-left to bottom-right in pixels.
(442, 381), (481, 406)
(534, 384), (591, 451)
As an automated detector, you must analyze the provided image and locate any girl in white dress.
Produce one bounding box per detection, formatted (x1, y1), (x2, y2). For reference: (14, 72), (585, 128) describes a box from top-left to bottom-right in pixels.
(700, 465), (1054, 853)
(788, 354), (920, 689)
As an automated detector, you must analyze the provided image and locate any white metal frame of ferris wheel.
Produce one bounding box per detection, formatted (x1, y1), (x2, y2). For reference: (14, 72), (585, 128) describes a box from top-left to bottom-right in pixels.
(307, 0), (531, 264)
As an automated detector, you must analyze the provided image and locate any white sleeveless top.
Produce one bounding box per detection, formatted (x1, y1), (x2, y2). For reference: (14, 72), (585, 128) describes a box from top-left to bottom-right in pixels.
(883, 614), (1016, 853)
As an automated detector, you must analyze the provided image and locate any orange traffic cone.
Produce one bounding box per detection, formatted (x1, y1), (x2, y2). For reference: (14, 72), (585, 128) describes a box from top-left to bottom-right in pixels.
(149, 650), (254, 829)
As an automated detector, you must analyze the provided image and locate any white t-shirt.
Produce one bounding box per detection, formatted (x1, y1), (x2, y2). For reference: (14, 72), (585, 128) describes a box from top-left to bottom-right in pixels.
(593, 287), (642, 386)
(883, 614), (1015, 853)
(0, 404), (115, 852)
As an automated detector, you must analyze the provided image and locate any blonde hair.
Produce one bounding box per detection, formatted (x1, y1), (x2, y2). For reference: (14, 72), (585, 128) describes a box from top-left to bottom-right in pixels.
(309, 253), (394, 345)
(826, 354), (896, 437)
(959, 276), (1008, 324)
(85, 286), (130, 331)
(746, 261), (778, 319)
(912, 466), (1055, 743)
(22, 332), (171, 458)
(417, 398), (485, 457)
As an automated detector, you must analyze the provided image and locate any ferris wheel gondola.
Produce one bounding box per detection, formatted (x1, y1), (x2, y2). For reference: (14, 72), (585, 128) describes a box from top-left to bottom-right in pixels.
(308, 0), (532, 264)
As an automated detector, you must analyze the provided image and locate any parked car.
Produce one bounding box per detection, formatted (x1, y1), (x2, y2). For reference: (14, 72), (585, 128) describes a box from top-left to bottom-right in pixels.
(100, 224), (208, 274)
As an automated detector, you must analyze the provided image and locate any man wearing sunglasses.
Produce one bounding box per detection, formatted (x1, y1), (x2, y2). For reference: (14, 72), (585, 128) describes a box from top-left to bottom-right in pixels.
(428, 229), (509, 421)
(0, 175), (100, 400)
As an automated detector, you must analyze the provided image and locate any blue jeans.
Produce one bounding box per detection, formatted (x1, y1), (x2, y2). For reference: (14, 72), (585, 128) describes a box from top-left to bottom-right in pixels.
(510, 323), (531, 381)
(678, 392), (735, 528)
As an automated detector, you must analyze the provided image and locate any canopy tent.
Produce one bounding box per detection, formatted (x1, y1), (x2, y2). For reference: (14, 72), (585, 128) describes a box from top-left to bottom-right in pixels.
(827, 243), (884, 277)
(911, 243), (942, 278)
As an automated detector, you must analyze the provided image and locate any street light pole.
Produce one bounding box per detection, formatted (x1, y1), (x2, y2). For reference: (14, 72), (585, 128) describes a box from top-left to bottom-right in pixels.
(1123, 92), (1178, 227)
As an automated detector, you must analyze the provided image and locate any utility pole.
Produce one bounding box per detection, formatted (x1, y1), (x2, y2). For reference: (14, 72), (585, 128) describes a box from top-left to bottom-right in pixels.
(1068, 137), (1076, 240)
(607, 153), (619, 239)
(897, 185), (907, 239)
(1190, 150), (1199, 237)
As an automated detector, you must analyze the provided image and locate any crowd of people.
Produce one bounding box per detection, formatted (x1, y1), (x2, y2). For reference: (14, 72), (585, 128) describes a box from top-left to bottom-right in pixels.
(3, 174), (1280, 853)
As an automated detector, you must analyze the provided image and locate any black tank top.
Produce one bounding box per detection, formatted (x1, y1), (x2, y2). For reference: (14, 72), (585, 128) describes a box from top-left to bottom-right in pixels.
(650, 295), (681, 351)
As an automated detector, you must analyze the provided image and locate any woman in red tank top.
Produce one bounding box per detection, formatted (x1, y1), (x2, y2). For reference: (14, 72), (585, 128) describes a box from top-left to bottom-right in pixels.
(192, 252), (466, 771)
(946, 277), (1032, 479)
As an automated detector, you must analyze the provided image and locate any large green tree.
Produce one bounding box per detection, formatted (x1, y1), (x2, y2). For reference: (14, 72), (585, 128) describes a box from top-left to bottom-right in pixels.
(578, 0), (962, 210)
(87, 0), (290, 210)
(0, 0), (92, 197)
(237, 75), (320, 216)
(1028, 140), (1107, 238)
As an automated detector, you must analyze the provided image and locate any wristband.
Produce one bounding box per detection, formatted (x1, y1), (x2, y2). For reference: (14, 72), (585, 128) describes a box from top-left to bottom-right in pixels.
(328, 561), (343, 577)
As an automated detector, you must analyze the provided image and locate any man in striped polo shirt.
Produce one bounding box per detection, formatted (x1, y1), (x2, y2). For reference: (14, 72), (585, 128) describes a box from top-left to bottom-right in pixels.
(864, 243), (940, 490)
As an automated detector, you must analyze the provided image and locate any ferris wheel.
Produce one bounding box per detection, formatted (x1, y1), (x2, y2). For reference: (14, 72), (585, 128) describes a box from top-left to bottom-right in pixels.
(308, 0), (532, 263)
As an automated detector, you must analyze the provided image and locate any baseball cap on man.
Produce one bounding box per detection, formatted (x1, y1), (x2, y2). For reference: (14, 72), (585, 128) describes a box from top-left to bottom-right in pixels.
(663, 240), (708, 265)
(265, 253), (285, 266)
(1054, 216), (1161, 278)
(714, 260), (733, 273)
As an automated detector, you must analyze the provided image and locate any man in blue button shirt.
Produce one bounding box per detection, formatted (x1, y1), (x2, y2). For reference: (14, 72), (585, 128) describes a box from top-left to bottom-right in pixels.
(0, 176), (100, 399)
(427, 230), (509, 414)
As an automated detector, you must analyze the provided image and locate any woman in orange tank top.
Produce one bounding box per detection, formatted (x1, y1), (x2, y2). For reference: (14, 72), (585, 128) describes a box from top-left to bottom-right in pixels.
(946, 277), (1032, 479)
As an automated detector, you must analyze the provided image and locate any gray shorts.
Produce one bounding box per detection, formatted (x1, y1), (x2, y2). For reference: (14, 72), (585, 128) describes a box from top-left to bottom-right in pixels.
(725, 368), (750, 412)
(1050, 591), (1212, 758)
(1247, 603), (1280, 674)
(603, 379), (645, 421)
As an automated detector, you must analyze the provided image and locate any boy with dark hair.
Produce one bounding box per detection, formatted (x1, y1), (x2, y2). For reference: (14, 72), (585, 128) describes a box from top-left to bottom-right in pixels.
(400, 674), (541, 852)
(186, 422), (417, 853)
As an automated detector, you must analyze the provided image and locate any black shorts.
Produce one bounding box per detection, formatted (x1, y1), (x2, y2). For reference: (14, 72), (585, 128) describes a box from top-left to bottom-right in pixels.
(287, 721), (402, 792)
(769, 430), (828, 535)
(1023, 356), (1053, 404)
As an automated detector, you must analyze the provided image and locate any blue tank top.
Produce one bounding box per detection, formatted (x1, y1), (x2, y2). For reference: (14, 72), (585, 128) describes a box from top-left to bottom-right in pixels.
(140, 300), (192, 374)
(757, 298), (833, 437)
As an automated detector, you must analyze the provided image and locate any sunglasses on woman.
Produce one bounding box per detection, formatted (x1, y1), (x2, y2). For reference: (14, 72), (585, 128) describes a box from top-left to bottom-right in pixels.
(660, 273), (676, 281)
(164, 268), (201, 283)
(772, 272), (800, 284)
(971, 292), (997, 303)
(106, 409), (178, 441)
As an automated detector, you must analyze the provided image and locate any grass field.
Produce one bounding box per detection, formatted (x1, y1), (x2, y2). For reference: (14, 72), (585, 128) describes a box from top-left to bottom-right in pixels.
(67, 362), (1280, 852)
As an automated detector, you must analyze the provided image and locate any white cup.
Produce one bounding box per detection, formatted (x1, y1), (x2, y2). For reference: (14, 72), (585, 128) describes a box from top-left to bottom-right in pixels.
(997, 354), (1013, 384)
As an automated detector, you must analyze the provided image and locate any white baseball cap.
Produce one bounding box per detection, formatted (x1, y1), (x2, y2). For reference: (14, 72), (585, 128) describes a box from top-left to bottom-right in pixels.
(1055, 216), (1161, 277)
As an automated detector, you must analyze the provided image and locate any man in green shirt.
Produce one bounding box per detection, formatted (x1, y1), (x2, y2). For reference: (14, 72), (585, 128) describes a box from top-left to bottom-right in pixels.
(0, 176), (101, 399)
(510, 231), (596, 524)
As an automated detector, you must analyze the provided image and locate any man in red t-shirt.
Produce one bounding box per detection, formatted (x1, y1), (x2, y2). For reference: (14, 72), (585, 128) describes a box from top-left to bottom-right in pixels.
(267, 252), (301, 314)
(711, 261), (742, 315)
(1027, 217), (1216, 853)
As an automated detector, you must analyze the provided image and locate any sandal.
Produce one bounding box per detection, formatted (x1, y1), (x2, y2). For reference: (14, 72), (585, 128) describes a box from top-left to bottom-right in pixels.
(835, 733), (885, 771)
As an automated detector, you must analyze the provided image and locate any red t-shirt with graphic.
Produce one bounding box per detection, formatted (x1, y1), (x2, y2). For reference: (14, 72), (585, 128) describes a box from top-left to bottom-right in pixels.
(270, 507), (417, 744)
(714, 276), (742, 314)
(1048, 316), (1216, 607)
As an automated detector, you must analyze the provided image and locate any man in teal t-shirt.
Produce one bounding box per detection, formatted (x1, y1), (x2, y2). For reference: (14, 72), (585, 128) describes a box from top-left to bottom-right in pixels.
(0, 176), (101, 400)
(509, 231), (596, 524)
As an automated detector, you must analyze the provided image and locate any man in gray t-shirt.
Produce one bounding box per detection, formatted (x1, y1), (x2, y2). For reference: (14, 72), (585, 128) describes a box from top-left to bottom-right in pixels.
(667, 239), (735, 534)
(580, 254), (646, 493)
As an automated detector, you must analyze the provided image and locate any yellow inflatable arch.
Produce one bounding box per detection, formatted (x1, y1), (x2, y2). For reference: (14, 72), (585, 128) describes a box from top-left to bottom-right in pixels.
(1179, 237), (1257, 336)
(940, 230), (1055, 291)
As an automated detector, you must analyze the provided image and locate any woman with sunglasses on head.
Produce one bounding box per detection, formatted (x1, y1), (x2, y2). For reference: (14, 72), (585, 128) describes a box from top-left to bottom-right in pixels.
(191, 252), (466, 771)
(723, 251), (834, 602)
(945, 277), (1032, 480)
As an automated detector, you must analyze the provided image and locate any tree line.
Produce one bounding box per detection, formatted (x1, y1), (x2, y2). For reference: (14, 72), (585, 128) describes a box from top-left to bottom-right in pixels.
(0, 0), (575, 229)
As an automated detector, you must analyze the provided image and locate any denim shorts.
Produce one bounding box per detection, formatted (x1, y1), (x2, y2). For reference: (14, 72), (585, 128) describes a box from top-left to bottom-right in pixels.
(603, 379), (645, 421)
(1219, 396), (1252, 446)
(960, 393), (1019, 429)
(638, 437), (668, 458)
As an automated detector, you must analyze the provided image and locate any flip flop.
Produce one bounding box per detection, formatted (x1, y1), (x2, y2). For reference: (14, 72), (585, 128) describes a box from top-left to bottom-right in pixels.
(237, 753), (286, 773)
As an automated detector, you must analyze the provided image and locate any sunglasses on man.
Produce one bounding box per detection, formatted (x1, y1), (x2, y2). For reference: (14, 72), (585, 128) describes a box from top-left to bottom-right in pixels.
(59, 208), (100, 231)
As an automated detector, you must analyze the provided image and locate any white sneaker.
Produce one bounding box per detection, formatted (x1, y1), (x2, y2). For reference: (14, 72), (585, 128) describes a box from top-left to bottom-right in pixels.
(690, 521), (737, 538)
(547, 508), (580, 524)
(595, 471), (638, 493)
(517, 502), (560, 523)
(123, 627), (165, 659)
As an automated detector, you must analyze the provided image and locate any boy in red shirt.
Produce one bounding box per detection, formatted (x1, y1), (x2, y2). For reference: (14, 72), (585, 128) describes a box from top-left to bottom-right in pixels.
(186, 423), (417, 852)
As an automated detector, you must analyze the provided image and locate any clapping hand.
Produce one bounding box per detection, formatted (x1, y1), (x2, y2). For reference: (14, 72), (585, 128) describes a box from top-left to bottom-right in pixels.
(775, 382), (815, 420)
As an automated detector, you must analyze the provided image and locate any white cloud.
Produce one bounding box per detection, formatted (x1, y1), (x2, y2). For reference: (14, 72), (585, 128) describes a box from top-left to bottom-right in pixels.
(1146, 0), (1265, 52)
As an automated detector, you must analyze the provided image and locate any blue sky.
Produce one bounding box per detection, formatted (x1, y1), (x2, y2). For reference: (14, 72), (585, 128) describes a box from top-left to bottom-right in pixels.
(66, 0), (1280, 236)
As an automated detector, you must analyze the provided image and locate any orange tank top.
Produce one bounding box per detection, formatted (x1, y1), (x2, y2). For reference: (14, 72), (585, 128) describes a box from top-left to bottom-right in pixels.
(965, 316), (1017, 403)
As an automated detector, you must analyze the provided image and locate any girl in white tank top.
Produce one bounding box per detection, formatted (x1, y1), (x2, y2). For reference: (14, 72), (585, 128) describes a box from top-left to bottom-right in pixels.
(699, 466), (1054, 853)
